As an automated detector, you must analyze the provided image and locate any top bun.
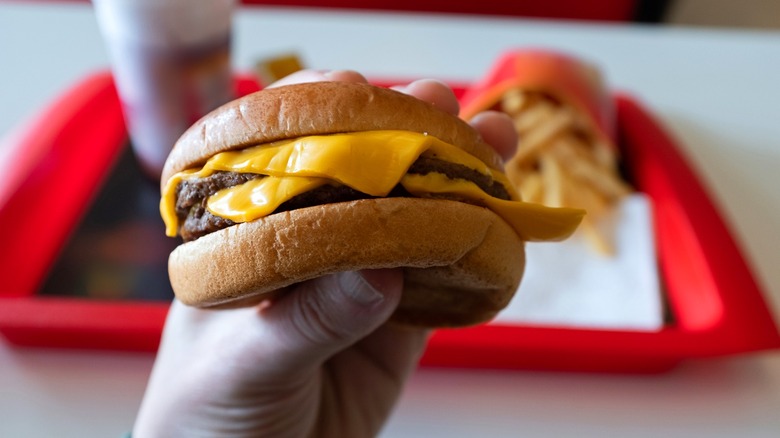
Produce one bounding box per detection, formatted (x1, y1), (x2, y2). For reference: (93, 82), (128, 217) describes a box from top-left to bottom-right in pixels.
(161, 81), (503, 188)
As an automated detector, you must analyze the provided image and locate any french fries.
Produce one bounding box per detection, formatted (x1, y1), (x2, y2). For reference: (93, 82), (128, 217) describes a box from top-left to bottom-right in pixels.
(254, 53), (304, 86)
(500, 89), (631, 255)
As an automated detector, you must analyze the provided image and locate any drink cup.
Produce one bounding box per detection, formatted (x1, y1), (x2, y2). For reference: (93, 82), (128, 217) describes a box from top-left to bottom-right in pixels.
(93, 0), (235, 180)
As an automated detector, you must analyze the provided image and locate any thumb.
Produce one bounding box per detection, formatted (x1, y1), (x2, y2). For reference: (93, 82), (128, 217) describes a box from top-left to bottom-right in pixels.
(262, 268), (404, 369)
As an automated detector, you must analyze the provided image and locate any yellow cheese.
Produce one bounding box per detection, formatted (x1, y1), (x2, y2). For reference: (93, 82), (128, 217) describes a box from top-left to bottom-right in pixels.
(160, 130), (583, 240)
(204, 131), (436, 196)
(208, 176), (327, 222)
(401, 173), (584, 241)
(161, 130), (512, 235)
(161, 169), (201, 236)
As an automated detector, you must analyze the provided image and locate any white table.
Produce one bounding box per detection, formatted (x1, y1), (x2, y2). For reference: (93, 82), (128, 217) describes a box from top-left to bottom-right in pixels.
(2, 3), (780, 437)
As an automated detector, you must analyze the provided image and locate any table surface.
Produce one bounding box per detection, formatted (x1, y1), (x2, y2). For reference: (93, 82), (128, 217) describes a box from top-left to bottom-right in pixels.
(2, 3), (780, 437)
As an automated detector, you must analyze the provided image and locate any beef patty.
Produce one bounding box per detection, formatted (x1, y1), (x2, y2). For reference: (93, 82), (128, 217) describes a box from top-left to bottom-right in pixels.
(174, 156), (511, 242)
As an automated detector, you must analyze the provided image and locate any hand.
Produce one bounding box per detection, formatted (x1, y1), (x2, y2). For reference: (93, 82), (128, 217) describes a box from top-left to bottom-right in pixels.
(133, 70), (517, 438)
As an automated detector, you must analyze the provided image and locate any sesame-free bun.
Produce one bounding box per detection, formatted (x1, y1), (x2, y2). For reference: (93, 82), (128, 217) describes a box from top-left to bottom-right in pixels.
(169, 198), (525, 327)
(163, 81), (525, 327)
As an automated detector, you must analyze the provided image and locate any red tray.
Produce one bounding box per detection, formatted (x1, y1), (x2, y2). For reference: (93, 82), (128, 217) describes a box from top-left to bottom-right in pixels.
(0, 71), (778, 373)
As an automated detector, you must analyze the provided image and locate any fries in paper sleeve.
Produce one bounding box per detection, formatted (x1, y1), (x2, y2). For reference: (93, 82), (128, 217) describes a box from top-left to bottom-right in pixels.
(461, 50), (632, 255)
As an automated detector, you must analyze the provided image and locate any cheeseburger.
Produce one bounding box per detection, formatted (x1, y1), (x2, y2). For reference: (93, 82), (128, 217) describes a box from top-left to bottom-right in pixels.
(160, 81), (584, 327)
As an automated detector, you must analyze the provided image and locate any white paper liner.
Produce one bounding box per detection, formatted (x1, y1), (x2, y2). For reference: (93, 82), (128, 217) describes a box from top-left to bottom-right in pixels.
(493, 194), (663, 331)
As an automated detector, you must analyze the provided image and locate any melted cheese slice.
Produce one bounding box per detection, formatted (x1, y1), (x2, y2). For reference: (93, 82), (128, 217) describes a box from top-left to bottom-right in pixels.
(161, 130), (583, 240)
(401, 173), (583, 241)
(208, 176), (327, 223)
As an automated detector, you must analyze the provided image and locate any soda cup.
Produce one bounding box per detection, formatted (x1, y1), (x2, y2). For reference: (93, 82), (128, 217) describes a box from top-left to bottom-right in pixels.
(93, 0), (235, 180)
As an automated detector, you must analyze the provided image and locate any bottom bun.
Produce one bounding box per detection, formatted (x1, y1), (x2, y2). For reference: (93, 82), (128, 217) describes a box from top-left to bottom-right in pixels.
(168, 198), (526, 327)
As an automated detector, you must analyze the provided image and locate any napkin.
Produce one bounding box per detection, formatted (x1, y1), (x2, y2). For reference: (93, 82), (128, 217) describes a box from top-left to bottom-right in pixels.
(493, 194), (663, 331)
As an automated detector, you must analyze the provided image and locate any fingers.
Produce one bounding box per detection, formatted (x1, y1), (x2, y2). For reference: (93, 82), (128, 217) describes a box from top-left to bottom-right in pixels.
(469, 111), (519, 161)
(392, 79), (460, 116)
(260, 269), (404, 371)
(352, 323), (430, 384)
(267, 69), (368, 88)
(393, 80), (516, 159)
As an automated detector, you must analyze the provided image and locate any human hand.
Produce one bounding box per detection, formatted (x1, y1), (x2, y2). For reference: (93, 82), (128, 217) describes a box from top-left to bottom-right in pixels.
(133, 70), (517, 438)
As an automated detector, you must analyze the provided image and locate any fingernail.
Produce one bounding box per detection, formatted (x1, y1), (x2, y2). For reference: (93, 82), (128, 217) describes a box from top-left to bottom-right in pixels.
(338, 271), (385, 306)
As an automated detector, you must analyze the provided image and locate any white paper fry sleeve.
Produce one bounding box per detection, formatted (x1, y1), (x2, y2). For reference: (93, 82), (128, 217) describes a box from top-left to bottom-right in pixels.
(494, 194), (663, 331)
